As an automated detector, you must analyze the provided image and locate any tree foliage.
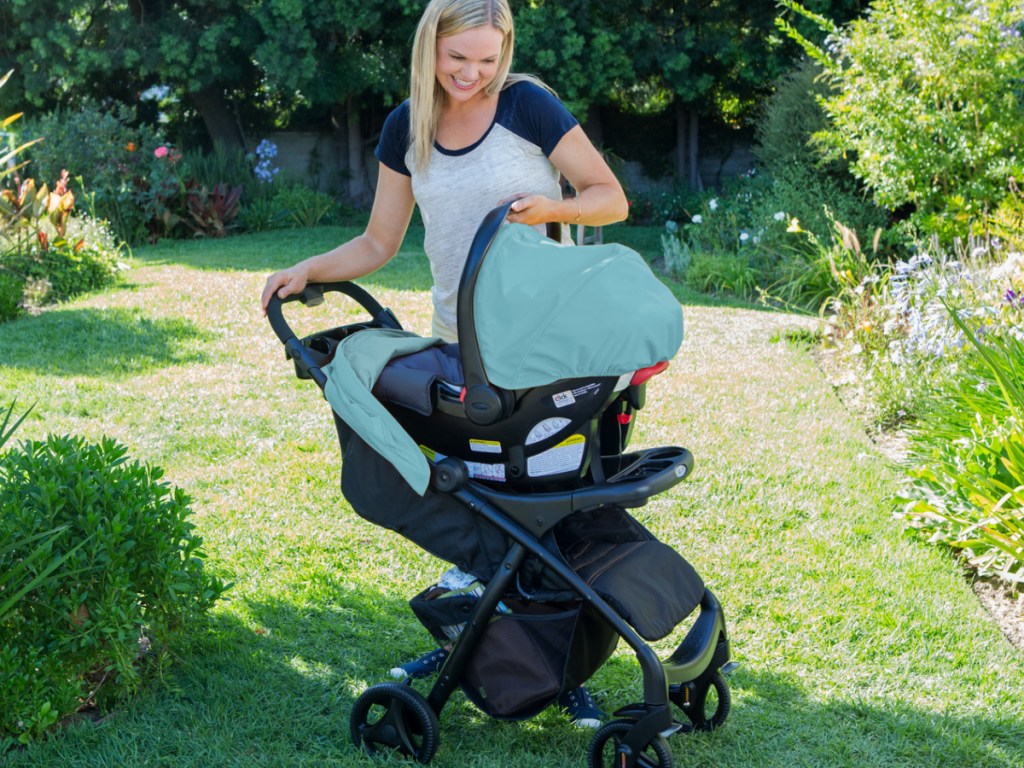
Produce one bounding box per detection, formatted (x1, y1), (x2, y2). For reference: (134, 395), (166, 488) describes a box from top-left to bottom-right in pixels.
(779, 0), (1024, 237)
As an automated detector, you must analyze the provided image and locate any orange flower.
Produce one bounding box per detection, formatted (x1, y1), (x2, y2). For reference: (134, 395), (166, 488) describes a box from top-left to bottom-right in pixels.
(126, 141), (137, 152)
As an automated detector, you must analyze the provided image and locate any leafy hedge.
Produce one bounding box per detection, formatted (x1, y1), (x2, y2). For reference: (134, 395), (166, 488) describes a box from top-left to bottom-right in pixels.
(0, 431), (227, 748)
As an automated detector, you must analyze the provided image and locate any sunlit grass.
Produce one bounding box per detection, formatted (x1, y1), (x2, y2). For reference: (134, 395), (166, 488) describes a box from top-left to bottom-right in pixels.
(2, 228), (1022, 767)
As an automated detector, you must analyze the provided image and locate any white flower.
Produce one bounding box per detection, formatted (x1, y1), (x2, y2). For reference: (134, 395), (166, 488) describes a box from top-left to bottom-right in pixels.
(739, 231), (750, 243)
(665, 220), (678, 233)
(691, 214), (702, 224)
(773, 211), (786, 221)
(708, 198), (718, 211)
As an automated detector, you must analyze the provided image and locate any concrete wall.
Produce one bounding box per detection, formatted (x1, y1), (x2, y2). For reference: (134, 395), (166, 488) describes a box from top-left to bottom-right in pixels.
(263, 130), (756, 200)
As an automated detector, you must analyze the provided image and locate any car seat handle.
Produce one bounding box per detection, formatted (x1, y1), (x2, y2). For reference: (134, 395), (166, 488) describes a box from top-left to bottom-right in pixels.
(457, 202), (516, 425)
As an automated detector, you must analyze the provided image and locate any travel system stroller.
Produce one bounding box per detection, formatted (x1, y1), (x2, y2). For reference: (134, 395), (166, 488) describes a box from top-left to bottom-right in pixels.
(265, 202), (733, 768)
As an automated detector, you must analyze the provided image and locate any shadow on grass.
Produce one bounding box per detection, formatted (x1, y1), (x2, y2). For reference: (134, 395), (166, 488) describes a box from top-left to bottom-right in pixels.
(9, 574), (1021, 767)
(1, 306), (211, 378)
(593, 656), (1024, 768)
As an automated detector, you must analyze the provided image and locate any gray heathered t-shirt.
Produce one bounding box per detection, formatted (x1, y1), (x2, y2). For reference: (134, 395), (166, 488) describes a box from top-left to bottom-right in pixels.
(374, 81), (578, 340)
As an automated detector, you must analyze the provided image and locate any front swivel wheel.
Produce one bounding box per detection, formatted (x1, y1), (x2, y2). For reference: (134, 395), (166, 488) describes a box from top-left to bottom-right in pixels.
(587, 719), (674, 768)
(670, 670), (731, 732)
(350, 682), (440, 764)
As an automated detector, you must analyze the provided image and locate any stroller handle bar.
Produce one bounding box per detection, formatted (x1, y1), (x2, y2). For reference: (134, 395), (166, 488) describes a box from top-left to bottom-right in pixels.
(265, 202), (521, 422)
(265, 281), (400, 389)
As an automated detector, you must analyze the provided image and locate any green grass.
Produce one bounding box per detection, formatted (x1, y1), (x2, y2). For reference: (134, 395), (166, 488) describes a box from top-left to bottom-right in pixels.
(1, 227), (1022, 767)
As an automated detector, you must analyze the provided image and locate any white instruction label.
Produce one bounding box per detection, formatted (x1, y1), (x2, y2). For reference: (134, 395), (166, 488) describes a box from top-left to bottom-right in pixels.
(552, 390), (576, 409)
(421, 445), (506, 482)
(467, 461), (506, 482)
(527, 434), (586, 477)
(469, 439), (502, 454)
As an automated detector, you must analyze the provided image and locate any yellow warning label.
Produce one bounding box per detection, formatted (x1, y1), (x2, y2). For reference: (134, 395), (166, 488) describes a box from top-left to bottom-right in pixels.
(557, 434), (586, 447)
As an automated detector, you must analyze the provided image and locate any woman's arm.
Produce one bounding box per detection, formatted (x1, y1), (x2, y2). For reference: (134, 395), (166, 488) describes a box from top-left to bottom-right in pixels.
(504, 125), (628, 228)
(260, 164), (416, 313)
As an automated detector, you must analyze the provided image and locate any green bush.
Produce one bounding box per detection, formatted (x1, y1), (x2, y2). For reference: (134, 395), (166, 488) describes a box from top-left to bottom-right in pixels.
(779, 0), (1024, 242)
(19, 101), (183, 244)
(900, 311), (1024, 586)
(0, 433), (227, 746)
(0, 269), (23, 322)
(238, 197), (291, 232)
(273, 185), (337, 228)
(6, 239), (121, 303)
(752, 57), (890, 282)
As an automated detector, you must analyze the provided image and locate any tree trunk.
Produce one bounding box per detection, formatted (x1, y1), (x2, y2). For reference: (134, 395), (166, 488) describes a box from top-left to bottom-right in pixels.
(675, 100), (688, 183)
(688, 109), (701, 192)
(346, 97), (369, 205)
(191, 86), (245, 152)
(583, 104), (604, 148)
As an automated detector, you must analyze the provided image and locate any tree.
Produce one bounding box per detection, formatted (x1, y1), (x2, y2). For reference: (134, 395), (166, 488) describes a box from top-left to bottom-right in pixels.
(779, 0), (1024, 238)
(0, 0), (262, 150)
(247, 0), (418, 203)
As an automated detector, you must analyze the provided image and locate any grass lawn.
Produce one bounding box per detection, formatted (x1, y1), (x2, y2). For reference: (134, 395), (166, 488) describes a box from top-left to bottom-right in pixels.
(2, 225), (1022, 767)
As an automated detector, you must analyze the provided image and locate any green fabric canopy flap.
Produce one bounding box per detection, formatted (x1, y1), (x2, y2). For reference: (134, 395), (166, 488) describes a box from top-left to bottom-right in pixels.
(473, 223), (684, 390)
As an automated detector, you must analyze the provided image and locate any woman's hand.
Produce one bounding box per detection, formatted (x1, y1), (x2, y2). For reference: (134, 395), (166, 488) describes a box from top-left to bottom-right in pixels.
(260, 266), (309, 315)
(504, 194), (565, 227)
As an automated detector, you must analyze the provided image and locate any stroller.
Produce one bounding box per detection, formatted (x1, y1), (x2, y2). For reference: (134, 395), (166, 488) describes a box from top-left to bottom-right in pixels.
(265, 203), (732, 768)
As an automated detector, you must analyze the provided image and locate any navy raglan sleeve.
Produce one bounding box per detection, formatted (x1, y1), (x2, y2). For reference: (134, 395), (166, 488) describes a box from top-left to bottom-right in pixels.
(508, 82), (580, 156)
(374, 101), (412, 176)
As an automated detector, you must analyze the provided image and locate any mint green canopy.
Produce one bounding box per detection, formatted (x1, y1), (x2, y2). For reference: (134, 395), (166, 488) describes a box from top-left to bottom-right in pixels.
(474, 223), (684, 390)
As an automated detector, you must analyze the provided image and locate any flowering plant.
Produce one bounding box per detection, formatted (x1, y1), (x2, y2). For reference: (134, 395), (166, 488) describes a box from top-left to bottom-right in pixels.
(251, 139), (280, 184)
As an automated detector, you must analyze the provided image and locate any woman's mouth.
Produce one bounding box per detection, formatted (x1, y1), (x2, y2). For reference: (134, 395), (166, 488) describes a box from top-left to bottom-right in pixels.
(452, 76), (477, 91)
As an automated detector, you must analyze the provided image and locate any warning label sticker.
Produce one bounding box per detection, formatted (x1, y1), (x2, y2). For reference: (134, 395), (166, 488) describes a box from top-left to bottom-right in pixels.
(420, 445), (506, 482)
(527, 434), (586, 477)
(469, 439), (502, 454)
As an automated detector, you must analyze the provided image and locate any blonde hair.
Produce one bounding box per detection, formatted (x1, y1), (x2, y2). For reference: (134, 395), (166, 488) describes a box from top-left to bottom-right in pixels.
(409, 0), (546, 174)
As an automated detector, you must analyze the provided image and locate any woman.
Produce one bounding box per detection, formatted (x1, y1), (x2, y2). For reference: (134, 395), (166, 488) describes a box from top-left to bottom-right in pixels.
(261, 0), (628, 727)
(260, 0), (627, 339)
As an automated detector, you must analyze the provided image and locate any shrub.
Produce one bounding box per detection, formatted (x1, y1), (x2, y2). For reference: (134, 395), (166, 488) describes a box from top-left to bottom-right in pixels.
(273, 185), (337, 228)
(238, 197), (291, 232)
(0, 433), (227, 746)
(1, 172), (124, 306)
(779, 0), (1024, 242)
(899, 311), (1024, 587)
(183, 182), (243, 238)
(0, 270), (23, 322)
(18, 101), (189, 244)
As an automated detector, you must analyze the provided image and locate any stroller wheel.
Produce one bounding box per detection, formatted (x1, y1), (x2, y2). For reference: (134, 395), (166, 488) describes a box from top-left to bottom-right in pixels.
(587, 719), (674, 768)
(671, 670), (731, 732)
(350, 682), (440, 764)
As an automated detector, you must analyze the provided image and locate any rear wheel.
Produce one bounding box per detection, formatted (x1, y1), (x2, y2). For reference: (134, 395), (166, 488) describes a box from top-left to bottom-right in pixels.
(587, 719), (674, 768)
(350, 682), (440, 764)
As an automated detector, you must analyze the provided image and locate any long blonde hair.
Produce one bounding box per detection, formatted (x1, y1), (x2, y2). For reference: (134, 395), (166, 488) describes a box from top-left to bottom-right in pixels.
(409, 0), (545, 174)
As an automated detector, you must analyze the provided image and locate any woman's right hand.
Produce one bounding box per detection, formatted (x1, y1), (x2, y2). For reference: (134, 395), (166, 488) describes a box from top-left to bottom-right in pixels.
(260, 266), (309, 315)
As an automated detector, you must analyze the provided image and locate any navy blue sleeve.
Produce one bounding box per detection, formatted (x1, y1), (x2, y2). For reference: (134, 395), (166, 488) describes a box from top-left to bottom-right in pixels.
(374, 100), (412, 176)
(500, 81), (579, 156)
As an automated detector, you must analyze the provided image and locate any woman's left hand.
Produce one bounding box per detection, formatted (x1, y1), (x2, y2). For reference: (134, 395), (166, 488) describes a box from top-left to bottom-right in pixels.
(503, 194), (563, 227)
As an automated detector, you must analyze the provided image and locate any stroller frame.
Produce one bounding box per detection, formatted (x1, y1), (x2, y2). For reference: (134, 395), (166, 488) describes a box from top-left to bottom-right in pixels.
(265, 205), (732, 768)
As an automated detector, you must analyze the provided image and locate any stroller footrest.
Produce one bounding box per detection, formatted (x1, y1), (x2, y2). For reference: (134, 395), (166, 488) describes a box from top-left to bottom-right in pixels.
(663, 589), (729, 685)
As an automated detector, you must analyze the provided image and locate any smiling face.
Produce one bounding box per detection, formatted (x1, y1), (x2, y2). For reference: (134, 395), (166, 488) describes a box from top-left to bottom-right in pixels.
(435, 25), (505, 104)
